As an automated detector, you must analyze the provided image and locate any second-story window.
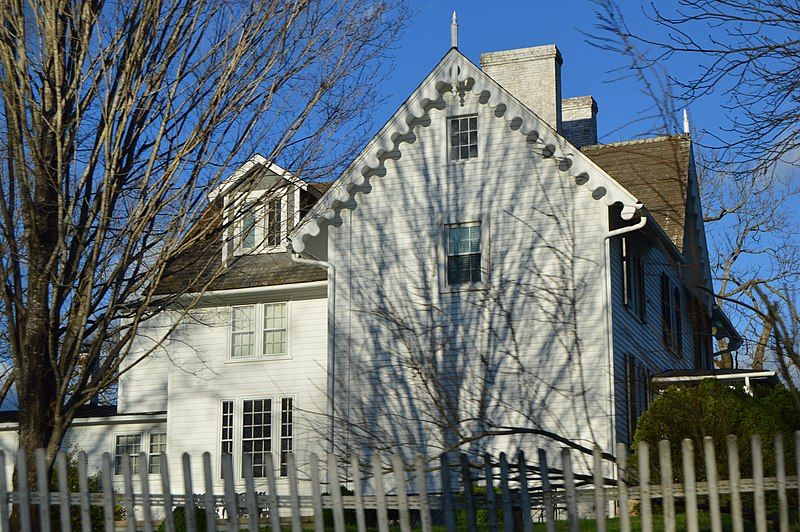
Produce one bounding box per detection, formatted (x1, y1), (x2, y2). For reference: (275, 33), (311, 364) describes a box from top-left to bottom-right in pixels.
(449, 115), (478, 161)
(447, 222), (482, 285)
(231, 302), (289, 359)
(621, 237), (646, 321)
(661, 274), (683, 356)
(267, 197), (282, 247)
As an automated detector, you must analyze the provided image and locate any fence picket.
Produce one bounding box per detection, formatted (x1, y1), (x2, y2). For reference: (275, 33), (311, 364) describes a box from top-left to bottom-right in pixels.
(0, 452), (9, 532)
(328, 453), (346, 532)
(727, 435), (744, 532)
(392, 454), (412, 532)
(121, 453), (135, 532)
(101, 453), (114, 532)
(658, 440), (675, 532)
(637, 442), (652, 532)
(518, 451), (532, 532)
(536, 449), (552, 532)
(287, 453), (302, 532)
(415, 455), (432, 532)
(242, 453), (259, 532)
(561, 449), (579, 532)
(795, 431), (800, 528)
(56, 452), (72, 532)
(309, 453), (325, 532)
(460, 453), (477, 532)
(351, 453), (367, 532)
(264, 452), (280, 532)
(138, 452), (154, 532)
(484, 453), (498, 532)
(751, 434), (767, 532)
(160, 453), (176, 532)
(440, 455), (456, 532)
(681, 439), (699, 532)
(592, 446), (606, 532)
(775, 434), (789, 532)
(702, 437), (722, 532)
(222, 453), (239, 532)
(35, 448), (52, 532)
(182, 453), (198, 532)
(202, 452), (218, 532)
(615, 443), (630, 532)
(499, 453), (513, 532)
(76, 452), (91, 532)
(372, 454), (390, 532)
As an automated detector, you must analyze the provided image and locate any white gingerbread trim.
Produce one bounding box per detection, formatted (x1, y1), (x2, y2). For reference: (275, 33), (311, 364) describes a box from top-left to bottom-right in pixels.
(289, 49), (641, 254)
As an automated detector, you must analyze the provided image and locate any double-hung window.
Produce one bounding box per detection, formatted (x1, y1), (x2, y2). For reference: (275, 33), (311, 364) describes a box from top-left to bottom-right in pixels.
(230, 302), (288, 359)
(114, 434), (142, 475)
(221, 397), (295, 479)
(148, 433), (167, 474)
(621, 237), (646, 321)
(449, 115), (478, 161)
(446, 222), (482, 285)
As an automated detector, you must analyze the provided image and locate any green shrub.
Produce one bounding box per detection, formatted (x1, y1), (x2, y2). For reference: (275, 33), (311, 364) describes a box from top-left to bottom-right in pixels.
(49, 451), (125, 531)
(156, 505), (208, 532)
(454, 484), (504, 527)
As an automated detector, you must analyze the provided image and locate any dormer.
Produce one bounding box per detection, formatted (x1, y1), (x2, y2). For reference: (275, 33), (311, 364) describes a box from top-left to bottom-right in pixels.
(210, 155), (318, 263)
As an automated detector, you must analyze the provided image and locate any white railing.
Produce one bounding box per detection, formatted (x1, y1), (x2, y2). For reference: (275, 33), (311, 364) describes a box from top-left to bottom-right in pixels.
(1, 431), (799, 531)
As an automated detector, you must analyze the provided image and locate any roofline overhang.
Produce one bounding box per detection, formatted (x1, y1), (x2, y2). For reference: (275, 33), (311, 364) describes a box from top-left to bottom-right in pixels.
(209, 155), (308, 201)
(652, 370), (777, 385)
(158, 279), (328, 307)
(289, 48), (642, 254)
(0, 412), (167, 431)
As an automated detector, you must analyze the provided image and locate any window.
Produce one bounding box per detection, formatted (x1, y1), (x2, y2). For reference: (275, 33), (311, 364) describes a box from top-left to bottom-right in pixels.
(148, 433), (167, 474)
(621, 237), (646, 321)
(263, 303), (288, 355)
(449, 115), (478, 161)
(221, 400), (234, 478)
(238, 202), (257, 252)
(114, 434), (142, 475)
(231, 306), (256, 358)
(267, 198), (282, 247)
(242, 399), (272, 478)
(660, 273), (683, 356)
(447, 223), (482, 285)
(280, 398), (294, 477)
(230, 302), (289, 359)
(624, 355), (652, 445)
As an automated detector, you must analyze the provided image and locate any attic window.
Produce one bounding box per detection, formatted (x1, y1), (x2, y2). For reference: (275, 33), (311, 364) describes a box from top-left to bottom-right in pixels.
(449, 115), (478, 161)
(231, 194), (287, 255)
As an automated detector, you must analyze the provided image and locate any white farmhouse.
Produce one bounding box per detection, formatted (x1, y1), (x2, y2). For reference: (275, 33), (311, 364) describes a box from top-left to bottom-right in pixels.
(1, 28), (744, 500)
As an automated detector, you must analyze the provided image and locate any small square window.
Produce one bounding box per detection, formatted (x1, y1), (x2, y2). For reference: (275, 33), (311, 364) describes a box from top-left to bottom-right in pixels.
(449, 116), (478, 161)
(446, 223), (482, 285)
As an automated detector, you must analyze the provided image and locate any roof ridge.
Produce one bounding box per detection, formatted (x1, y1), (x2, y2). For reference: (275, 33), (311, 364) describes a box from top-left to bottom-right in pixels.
(581, 133), (690, 150)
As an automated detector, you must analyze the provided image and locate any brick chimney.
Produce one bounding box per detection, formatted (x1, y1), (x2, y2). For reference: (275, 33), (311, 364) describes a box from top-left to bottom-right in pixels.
(480, 45), (563, 130)
(561, 96), (598, 147)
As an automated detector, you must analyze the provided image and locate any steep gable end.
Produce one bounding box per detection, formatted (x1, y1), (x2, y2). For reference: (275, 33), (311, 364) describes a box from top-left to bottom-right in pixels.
(289, 48), (642, 254)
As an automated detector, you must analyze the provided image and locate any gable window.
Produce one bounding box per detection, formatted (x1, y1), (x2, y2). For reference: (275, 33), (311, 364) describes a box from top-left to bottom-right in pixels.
(449, 115), (478, 161)
(621, 237), (645, 321)
(267, 197), (282, 247)
(148, 433), (167, 474)
(230, 302), (289, 359)
(230, 194), (287, 255)
(238, 202), (257, 252)
(660, 273), (683, 356)
(114, 434), (142, 475)
(447, 222), (482, 285)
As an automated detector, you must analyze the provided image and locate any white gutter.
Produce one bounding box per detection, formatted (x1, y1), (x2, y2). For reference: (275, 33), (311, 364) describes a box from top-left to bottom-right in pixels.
(172, 280), (328, 302)
(290, 251), (336, 454)
(602, 213), (647, 457)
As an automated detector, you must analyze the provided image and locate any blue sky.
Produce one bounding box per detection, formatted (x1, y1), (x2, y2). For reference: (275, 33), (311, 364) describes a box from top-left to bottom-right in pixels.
(373, 0), (715, 143)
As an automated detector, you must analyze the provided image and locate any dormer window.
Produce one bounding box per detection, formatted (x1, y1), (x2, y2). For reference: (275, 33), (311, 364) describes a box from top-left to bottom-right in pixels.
(449, 115), (478, 161)
(230, 193), (287, 256)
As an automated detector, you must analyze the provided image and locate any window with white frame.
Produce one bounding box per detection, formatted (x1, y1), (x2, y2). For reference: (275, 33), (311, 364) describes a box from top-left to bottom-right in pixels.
(230, 302), (288, 359)
(114, 434), (142, 475)
(231, 194), (286, 255)
(148, 433), (167, 474)
(242, 399), (272, 478)
(219, 397), (295, 480)
(449, 115), (478, 161)
(280, 398), (293, 477)
(446, 222), (482, 285)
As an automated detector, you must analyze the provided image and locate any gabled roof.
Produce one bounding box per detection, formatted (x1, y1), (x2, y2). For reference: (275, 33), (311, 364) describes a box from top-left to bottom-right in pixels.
(209, 154), (307, 201)
(289, 48), (642, 254)
(582, 135), (690, 252)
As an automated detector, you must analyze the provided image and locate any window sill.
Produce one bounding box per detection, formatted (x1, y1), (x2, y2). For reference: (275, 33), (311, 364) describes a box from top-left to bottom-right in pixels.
(226, 354), (293, 364)
(440, 283), (488, 294)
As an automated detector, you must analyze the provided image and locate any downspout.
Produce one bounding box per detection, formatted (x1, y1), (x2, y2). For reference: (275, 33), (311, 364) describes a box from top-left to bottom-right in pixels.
(601, 212), (646, 505)
(290, 250), (336, 454)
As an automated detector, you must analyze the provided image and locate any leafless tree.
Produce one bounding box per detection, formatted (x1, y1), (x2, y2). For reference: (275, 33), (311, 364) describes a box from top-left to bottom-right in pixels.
(0, 0), (406, 504)
(589, 0), (800, 375)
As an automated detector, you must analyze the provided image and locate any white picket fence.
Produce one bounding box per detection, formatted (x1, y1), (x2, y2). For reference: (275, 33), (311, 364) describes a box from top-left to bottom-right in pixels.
(1, 432), (799, 531)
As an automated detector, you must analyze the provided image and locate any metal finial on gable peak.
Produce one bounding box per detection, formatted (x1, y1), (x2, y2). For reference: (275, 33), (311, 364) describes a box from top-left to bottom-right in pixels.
(682, 108), (690, 134)
(450, 11), (458, 49)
